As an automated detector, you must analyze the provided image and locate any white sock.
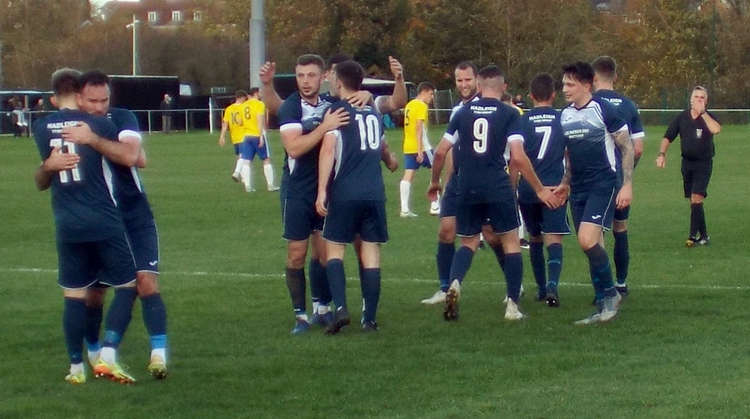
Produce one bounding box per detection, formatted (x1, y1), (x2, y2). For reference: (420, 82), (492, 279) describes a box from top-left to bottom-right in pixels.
(263, 162), (275, 189)
(100, 347), (116, 364)
(312, 301), (320, 315)
(296, 313), (309, 322)
(241, 159), (252, 190)
(70, 362), (84, 375)
(151, 348), (167, 363)
(400, 180), (411, 213)
(88, 349), (101, 363)
(233, 158), (242, 177)
(318, 304), (330, 315)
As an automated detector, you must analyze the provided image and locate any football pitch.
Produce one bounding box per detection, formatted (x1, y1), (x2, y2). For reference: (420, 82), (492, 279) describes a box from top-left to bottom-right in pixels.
(2, 125), (750, 418)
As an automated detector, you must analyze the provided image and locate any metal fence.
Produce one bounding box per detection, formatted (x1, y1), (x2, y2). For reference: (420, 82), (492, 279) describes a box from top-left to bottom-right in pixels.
(3, 106), (749, 137)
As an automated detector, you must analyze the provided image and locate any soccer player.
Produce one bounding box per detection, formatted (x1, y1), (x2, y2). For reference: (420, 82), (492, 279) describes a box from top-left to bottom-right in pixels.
(277, 54), (349, 334)
(242, 88), (279, 191)
(219, 90), (253, 191)
(656, 85), (721, 246)
(555, 61), (634, 325)
(400, 82), (439, 218)
(33, 68), (138, 384)
(517, 73), (570, 306)
(315, 60), (388, 333)
(592, 56), (646, 296)
(60, 70), (169, 379)
(428, 65), (559, 321)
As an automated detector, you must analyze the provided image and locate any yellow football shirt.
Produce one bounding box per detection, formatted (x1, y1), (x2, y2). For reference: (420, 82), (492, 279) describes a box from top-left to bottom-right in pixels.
(223, 103), (246, 145)
(403, 99), (428, 154)
(242, 98), (265, 137)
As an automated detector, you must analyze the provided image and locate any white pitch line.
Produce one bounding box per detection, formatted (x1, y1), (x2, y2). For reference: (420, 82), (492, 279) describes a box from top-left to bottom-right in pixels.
(4, 267), (750, 291)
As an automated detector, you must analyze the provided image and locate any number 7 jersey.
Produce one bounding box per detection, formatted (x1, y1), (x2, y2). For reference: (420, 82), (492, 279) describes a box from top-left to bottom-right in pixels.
(517, 106), (566, 204)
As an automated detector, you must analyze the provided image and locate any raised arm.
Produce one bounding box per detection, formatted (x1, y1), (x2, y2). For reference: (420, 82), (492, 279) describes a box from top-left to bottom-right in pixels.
(260, 62), (283, 116)
(701, 112), (721, 135)
(376, 56), (407, 114)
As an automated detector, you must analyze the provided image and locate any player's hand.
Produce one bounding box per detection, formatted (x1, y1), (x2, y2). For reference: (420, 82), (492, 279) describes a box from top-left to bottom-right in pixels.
(427, 181), (441, 201)
(389, 56), (403, 80)
(218, 136), (225, 147)
(385, 151), (398, 172)
(691, 98), (706, 115)
(259, 61), (276, 85)
(656, 154), (666, 168)
(259, 133), (265, 149)
(416, 152), (424, 164)
(616, 183), (632, 209)
(61, 122), (96, 145)
(315, 193), (328, 217)
(321, 108), (349, 131)
(537, 187), (562, 209)
(43, 147), (80, 171)
(346, 91), (373, 108)
(552, 183), (570, 201)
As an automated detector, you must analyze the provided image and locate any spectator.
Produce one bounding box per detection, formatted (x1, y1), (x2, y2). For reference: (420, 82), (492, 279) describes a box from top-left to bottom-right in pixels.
(160, 93), (173, 134)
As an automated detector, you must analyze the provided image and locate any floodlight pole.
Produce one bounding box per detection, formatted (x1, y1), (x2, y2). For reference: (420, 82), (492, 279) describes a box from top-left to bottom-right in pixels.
(126, 14), (141, 76)
(249, 0), (265, 88)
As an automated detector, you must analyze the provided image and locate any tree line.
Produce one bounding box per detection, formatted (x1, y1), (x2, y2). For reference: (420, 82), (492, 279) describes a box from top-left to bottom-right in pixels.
(1, 0), (748, 108)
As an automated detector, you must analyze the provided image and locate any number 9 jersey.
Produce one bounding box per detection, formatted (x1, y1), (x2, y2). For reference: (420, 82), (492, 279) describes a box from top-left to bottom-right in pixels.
(443, 98), (524, 204)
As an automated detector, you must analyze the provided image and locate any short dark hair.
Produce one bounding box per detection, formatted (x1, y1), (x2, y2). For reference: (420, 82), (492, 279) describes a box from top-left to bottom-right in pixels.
(248, 87), (259, 96)
(530, 73), (555, 101)
(477, 65), (505, 80)
(455, 61), (478, 77)
(334, 60), (364, 91)
(591, 56), (617, 80)
(296, 54), (325, 70)
(78, 70), (110, 89)
(235, 90), (248, 99)
(562, 61), (594, 85)
(327, 53), (352, 70)
(501, 93), (512, 102)
(417, 82), (435, 93)
(51, 68), (82, 95)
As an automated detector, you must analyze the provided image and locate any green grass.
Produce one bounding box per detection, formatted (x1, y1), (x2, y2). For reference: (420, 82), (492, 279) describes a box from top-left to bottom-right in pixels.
(1, 125), (750, 418)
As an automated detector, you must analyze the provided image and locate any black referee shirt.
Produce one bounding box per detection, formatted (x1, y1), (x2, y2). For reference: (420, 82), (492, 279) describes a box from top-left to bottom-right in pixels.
(664, 110), (718, 161)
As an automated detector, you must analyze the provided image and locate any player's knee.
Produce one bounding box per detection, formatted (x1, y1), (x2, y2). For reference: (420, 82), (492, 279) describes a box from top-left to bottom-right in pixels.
(613, 220), (628, 233)
(690, 195), (704, 204)
(438, 226), (455, 243)
(64, 288), (87, 299)
(578, 234), (598, 250)
(136, 272), (160, 296)
(86, 287), (106, 307)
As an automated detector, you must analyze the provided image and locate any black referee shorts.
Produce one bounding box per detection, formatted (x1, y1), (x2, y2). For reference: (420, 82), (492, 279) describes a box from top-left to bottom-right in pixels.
(681, 159), (713, 198)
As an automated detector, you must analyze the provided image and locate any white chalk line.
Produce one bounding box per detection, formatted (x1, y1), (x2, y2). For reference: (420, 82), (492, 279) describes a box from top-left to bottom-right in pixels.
(3, 267), (749, 291)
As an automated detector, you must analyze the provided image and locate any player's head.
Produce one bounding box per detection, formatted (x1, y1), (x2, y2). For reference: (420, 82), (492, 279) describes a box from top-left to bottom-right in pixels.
(332, 60), (364, 96)
(562, 61), (594, 104)
(501, 93), (512, 104)
(248, 87), (260, 99)
(77, 70), (111, 116)
(416, 82), (435, 104)
(690, 85), (709, 108)
(50, 68), (82, 108)
(476, 65), (505, 98)
(295, 54), (325, 100)
(454, 61), (478, 101)
(591, 56), (617, 89)
(235, 90), (248, 103)
(530, 73), (556, 105)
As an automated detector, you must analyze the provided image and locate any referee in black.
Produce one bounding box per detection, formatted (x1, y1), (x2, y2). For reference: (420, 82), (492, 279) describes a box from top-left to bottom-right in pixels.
(656, 85), (721, 247)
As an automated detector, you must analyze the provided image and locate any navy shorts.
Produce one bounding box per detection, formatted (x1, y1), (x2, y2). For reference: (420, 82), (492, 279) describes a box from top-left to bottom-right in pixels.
(233, 144), (241, 155)
(403, 150), (434, 170)
(569, 186), (617, 232)
(456, 194), (519, 237)
(323, 200), (388, 244)
(519, 201), (571, 236)
(682, 159), (712, 198)
(57, 235), (136, 290)
(125, 219), (160, 273)
(282, 197), (323, 241)
(440, 176), (458, 218)
(240, 136), (270, 161)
